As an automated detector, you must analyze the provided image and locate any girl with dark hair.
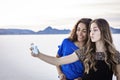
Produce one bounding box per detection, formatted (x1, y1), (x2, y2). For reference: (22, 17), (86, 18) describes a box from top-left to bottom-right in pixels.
(56, 18), (92, 80)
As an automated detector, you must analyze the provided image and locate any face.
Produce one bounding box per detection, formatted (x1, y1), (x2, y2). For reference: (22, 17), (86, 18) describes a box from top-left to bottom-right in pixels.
(90, 23), (101, 42)
(76, 23), (87, 42)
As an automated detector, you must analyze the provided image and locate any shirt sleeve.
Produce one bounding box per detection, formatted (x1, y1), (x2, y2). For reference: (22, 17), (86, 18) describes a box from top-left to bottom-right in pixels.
(116, 51), (120, 64)
(75, 49), (85, 61)
(57, 44), (63, 57)
(57, 38), (67, 57)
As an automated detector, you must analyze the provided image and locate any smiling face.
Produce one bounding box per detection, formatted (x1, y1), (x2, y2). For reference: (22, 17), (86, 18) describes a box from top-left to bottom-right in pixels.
(90, 22), (101, 42)
(76, 23), (87, 42)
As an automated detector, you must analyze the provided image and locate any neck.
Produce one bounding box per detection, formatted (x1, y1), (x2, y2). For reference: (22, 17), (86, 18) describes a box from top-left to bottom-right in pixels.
(95, 40), (105, 52)
(75, 41), (85, 48)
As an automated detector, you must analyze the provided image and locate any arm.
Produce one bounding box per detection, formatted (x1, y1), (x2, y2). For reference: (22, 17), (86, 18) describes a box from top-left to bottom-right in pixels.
(56, 54), (66, 80)
(56, 54), (63, 74)
(31, 51), (79, 66)
(116, 64), (120, 80)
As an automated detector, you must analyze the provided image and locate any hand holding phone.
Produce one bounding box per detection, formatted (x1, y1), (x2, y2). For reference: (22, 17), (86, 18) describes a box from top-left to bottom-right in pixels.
(31, 43), (39, 54)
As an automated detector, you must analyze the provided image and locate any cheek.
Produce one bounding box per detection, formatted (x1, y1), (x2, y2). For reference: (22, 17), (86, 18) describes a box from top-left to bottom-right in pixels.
(98, 34), (101, 40)
(83, 33), (87, 38)
(83, 33), (87, 39)
(96, 33), (101, 40)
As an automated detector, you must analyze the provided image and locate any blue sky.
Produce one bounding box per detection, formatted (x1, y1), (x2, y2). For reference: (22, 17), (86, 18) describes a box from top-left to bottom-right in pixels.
(0, 0), (120, 31)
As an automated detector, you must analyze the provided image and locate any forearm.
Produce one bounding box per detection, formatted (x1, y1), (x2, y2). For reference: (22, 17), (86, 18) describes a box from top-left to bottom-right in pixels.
(56, 65), (63, 74)
(56, 55), (63, 74)
(37, 52), (60, 66)
(32, 51), (78, 66)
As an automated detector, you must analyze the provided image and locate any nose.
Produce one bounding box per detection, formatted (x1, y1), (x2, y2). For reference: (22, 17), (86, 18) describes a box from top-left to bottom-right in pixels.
(90, 31), (94, 36)
(79, 31), (82, 36)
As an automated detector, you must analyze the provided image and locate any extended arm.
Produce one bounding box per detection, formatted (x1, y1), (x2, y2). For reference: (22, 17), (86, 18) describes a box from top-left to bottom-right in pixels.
(31, 51), (79, 66)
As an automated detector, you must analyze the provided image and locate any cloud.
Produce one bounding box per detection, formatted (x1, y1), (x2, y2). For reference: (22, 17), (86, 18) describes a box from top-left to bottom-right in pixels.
(0, 0), (120, 30)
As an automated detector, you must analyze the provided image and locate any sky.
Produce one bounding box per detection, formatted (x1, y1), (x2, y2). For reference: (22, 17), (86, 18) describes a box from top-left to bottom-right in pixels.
(0, 0), (120, 31)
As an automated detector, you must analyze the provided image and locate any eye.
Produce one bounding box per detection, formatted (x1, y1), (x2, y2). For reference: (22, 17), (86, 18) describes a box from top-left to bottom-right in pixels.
(93, 29), (98, 32)
(90, 29), (98, 32)
(82, 30), (87, 33)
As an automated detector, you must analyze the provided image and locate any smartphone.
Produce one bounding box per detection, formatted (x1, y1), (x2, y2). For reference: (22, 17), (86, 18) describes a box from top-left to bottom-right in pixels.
(31, 43), (39, 54)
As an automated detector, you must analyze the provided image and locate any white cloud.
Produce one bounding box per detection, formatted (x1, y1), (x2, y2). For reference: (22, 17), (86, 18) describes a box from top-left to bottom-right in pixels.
(0, 0), (120, 31)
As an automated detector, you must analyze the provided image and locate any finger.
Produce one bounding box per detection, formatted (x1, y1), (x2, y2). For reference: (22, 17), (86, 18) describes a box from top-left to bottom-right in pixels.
(29, 47), (33, 51)
(60, 75), (64, 80)
(31, 53), (36, 57)
(62, 76), (66, 80)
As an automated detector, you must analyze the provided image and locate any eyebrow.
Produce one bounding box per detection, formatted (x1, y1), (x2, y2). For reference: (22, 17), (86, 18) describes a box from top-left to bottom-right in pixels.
(77, 27), (87, 30)
(83, 29), (87, 30)
(91, 27), (98, 29)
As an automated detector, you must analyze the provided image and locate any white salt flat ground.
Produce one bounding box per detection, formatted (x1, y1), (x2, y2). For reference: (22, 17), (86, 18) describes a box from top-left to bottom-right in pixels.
(0, 34), (119, 80)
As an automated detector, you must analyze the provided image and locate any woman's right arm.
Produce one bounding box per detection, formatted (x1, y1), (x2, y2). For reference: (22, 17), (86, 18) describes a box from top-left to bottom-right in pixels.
(31, 51), (79, 66)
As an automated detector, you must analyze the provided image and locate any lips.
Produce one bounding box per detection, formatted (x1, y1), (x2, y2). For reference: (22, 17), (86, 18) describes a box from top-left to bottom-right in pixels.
(90, 36), (94, 39)
(78, 36), (83, 39)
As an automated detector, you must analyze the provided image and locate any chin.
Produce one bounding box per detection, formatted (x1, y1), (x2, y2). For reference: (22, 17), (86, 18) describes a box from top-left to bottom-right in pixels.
(91, 39), (96, 42)
(78, 40), (84, 42)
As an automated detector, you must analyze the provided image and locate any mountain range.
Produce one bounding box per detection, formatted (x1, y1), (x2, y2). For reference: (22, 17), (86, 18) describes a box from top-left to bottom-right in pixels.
(0, 26), (120, 35)
(110, 27), (120, 34)
(0, 26), (71, 35)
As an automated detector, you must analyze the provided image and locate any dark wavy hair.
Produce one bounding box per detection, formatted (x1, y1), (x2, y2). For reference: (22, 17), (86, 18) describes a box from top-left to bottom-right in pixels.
(68, 18), (92, 45)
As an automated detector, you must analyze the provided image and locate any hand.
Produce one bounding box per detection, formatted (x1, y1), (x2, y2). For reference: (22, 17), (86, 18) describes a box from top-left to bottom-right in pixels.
(58, 73), (66, 80)
(30, 47), (40, 57)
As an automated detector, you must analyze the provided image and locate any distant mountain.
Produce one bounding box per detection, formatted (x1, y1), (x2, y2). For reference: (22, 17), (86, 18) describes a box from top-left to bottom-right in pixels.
(37, 26), (70, 34)
(110, 27), (120, 34)
(0, 29), (35, 35)
(0, 26), (119, 35)
(0, 26), (71, 35)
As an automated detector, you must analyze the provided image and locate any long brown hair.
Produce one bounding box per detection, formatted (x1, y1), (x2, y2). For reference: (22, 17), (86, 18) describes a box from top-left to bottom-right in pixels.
(68, 18), (92, 45)
(84, 18), (118, 73)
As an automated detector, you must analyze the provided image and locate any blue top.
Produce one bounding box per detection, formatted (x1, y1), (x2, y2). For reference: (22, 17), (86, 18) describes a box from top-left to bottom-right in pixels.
(57, 38), (84, 80)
